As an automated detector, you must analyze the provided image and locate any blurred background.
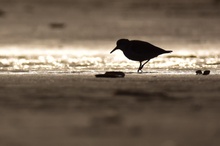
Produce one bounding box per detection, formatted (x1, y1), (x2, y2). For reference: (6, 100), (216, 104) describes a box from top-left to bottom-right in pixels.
(0, 0), (219, 73)
(0, 0), (219, 44)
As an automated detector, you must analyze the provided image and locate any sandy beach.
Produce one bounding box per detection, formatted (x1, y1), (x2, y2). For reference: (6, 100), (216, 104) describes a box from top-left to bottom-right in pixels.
(0, 0), (219, 145)
(0, 73), (220, 146)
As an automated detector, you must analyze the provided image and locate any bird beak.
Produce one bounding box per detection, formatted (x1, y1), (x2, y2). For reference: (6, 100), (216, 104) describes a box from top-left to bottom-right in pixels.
(110, 47), (118, 54)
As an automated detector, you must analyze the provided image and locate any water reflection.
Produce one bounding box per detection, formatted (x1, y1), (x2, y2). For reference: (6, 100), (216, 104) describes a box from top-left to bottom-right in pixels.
(0, 46), (219, 74)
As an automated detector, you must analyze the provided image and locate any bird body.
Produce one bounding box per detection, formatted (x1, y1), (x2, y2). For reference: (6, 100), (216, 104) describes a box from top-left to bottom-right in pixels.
(110, 39), (172, 72)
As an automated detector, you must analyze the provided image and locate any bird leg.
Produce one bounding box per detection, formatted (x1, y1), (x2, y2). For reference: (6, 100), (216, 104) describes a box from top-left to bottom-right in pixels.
(141, 60), (150, 69)
(137, 61), (143, 73)
(137, 60), (150, 73)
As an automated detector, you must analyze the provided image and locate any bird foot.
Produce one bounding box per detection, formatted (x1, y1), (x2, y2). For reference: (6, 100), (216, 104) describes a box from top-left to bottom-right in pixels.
(137, 69), (143, 73)
(137, 66), (144, 73)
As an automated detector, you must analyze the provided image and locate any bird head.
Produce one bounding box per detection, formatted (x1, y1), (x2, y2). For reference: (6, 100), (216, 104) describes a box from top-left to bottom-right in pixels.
(110, 39), (130, 53)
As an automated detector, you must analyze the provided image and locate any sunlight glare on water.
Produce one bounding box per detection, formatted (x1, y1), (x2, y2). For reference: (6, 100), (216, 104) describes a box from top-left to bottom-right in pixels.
(0, 44), (219, 74)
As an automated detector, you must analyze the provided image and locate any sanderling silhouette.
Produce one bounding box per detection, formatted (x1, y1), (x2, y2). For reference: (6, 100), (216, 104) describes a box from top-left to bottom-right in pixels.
(110, 39), (172, 73)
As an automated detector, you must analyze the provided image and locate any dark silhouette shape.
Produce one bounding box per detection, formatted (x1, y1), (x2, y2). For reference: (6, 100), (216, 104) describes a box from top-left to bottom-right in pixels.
(196, 70), (210, 75)
(95, 71), (125, 78)
(203, 70), (210, 75)
(110, 39), (172, 72)
(196, 70), (203, 75)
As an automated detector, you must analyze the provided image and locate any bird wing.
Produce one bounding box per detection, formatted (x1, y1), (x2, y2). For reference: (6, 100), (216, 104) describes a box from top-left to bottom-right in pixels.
(130, 40), (165, 55)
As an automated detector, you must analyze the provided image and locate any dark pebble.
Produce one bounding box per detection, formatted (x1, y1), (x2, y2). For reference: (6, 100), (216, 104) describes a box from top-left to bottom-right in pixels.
(196, 70), (202, 75)
(105, 71), (125, 77)
(95, 71), (125, 78)
(203, 70), (210, 75)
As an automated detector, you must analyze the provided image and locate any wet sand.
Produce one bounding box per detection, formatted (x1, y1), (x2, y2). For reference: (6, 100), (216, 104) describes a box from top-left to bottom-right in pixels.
(0, 73), (220, 146)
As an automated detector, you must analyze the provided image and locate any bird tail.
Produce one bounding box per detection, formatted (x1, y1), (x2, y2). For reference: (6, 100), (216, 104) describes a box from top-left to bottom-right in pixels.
(164, 50), (172, 53)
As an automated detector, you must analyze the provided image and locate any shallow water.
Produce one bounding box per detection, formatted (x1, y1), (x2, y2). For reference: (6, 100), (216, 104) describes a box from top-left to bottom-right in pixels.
(0, 43), (219, 74)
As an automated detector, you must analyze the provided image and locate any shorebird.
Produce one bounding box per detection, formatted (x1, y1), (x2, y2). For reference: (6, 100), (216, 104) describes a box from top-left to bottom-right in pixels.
(110, 39), (172, 73)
